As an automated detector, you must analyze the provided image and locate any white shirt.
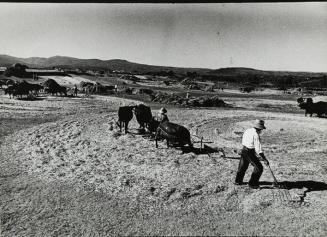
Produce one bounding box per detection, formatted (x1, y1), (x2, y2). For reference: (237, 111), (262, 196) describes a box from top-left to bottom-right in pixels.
(242, 128), (263, 154)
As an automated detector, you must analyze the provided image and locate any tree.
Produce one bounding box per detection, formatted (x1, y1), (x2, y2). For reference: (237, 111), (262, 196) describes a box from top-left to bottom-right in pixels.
(4, 63), (28, 77)
(167, 70), (175, 77)
(186, 71), (197, 78)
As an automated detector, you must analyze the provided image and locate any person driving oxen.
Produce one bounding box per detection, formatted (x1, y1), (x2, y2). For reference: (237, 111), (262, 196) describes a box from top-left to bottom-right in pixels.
(158, 107), (169, 123)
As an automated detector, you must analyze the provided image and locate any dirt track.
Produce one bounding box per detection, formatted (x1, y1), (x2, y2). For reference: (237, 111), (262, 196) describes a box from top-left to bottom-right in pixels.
(1, 93), (327, 236)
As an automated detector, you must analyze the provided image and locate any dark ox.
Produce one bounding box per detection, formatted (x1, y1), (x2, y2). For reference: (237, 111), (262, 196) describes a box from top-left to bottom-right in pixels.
(117, 106), (134, 133)
(43, 79), (67, 96)
(45, 85), (67, 96)
(297, 97), (327, 117)
(133, 104), (152, 131)
(148, 119), (193, 149)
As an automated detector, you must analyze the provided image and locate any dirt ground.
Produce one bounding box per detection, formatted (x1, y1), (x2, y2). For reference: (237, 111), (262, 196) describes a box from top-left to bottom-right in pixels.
(1, 90), (327, 236)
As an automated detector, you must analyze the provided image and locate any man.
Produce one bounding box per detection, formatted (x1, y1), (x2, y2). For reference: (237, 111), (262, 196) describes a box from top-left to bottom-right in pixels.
(234, 119), (270, 189)
(74, 85), (78, 97)
(158, 107), (169, 123)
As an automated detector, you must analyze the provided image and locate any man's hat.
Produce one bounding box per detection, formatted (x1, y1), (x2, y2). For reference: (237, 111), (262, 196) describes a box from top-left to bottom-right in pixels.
(159, 107), (167, 114)
(253, 119), (266, 130)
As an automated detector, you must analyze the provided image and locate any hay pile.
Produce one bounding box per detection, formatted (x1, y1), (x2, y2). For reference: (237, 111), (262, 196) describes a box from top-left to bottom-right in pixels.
(150, 92), (229, 107)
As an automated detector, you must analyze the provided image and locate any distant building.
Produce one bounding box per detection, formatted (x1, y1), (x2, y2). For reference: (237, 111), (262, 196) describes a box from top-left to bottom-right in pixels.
(26, 69), (60, 73)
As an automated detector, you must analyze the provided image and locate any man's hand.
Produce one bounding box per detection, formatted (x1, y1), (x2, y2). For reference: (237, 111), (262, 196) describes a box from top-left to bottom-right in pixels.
(233, 148), (242, 155)
(259, 153), (269, 166)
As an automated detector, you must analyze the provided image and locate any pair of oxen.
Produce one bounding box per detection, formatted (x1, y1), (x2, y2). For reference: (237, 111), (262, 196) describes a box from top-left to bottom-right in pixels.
(117, 104), (193, 149)
(297, 97), (327, 118)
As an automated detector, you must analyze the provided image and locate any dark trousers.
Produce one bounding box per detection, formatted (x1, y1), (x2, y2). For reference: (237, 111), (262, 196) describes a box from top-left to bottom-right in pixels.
(235, 147), (263, 186)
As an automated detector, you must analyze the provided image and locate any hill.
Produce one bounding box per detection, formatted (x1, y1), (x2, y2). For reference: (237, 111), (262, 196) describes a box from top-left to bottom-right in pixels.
(211, 67), (327, 78)
(207, 67), (327, 88)
(1, 54), (326, 87)
(0, 54), (33, 67)
(0, 54), (211, 75)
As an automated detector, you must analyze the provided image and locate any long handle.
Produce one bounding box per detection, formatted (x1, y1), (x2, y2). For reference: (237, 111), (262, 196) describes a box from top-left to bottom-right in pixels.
(266, 164), (278, 185)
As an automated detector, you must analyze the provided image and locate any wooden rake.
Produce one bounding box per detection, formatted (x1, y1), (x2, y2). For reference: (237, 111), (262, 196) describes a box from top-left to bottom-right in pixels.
(265, 163), (286, 189)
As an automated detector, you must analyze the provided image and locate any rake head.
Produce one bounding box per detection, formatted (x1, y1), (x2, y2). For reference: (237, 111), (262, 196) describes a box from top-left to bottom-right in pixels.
(272, 182), (281, 188)
(271, 181), (288, 189)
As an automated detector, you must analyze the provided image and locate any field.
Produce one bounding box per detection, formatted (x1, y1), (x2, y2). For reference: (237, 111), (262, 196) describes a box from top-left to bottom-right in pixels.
(1, 85), (327, 236)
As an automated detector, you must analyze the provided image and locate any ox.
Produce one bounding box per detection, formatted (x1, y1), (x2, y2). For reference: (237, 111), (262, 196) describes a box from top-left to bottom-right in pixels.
(133, 104), (152, 132)
(13, 82), (31, 98)
(117, 106), (134, 133)
(148, 119), (193, 150)
(43, 79), (67, 96)
(45, 85), (67, 96)
(297, 97), (327, 117)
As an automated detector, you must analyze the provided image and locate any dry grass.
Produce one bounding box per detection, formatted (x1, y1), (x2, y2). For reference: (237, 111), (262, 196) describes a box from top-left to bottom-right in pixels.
(1, 91), (327, 236)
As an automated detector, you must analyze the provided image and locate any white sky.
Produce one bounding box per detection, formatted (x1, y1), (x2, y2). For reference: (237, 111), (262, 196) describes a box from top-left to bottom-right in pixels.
(0, 3), (326, 72)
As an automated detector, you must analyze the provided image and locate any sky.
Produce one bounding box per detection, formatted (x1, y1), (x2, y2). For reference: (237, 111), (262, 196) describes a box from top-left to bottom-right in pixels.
(0, 3), (326, 72)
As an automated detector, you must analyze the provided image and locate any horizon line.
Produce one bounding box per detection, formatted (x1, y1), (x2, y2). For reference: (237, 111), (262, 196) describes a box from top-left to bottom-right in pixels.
(1, 53), (326, 74)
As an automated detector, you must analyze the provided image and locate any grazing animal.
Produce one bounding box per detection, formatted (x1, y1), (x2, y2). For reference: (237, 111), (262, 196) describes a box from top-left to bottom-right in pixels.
(45, 85), (67, 96)
(117, 106), (134, 133)
(297, 97), (327, 117)
(14, 81), (33, 98)
(43, 79), (67, 96)
(57, 86), (67, 96)
(133, 104), (153, 131)
(148, 119), (193, 149)
(4, 81), (36, 98)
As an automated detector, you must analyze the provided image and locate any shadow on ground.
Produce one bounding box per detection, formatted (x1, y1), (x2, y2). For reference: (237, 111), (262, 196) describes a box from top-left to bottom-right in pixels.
(259, 180), (327, 191)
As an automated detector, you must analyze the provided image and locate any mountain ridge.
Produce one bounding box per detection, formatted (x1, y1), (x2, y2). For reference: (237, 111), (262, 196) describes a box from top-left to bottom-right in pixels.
(0, 54), (326, 77)
(0, 54), (212, 74)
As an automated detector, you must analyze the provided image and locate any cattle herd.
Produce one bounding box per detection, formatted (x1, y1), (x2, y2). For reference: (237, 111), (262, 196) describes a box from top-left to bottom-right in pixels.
(1, 78), (69, 99)
(3, 80), (43, 99)
(117, 104), (193, 150)
(0, 78), (120, 99)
